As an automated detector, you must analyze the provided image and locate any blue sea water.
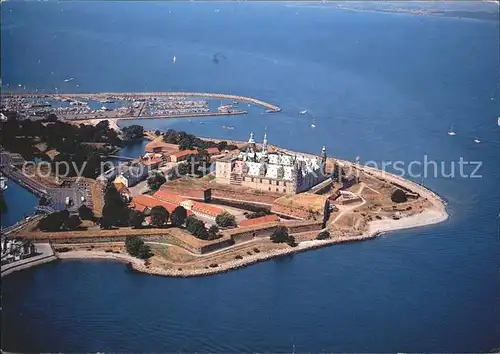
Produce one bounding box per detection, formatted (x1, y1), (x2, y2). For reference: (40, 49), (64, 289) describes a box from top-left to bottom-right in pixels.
(1, 1), (499, 352)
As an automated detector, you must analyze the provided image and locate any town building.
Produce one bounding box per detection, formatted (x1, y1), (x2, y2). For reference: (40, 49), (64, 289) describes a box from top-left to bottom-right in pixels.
(113, 181), (131, 200)
(113, 165), (149, 188)
(215, 131), (329, 194)
(130, 189), (224, 222)
(144, 140), (180, 154)
(131, 194), (192, 216)
(154, 189), (224, 221)
(169, 149), (199, 163)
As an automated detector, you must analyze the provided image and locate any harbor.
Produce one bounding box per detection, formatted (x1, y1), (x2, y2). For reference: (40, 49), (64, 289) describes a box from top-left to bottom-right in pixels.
(1, 92), (281, 123)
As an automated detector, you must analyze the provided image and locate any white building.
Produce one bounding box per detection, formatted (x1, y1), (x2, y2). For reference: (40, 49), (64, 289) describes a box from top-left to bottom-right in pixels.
(215, 131), (328, 194)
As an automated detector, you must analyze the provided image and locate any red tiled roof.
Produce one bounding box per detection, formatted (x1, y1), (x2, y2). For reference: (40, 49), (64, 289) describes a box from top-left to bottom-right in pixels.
(170, 149), (198, 159)
(239, 214), (280, 227)
(145, 140), (179, 153)
(205, 147), (220, 155)
(141, 156), (163, 167)
(131, 194), (190, 215)
(154, 189), (186, 205)
(190, 200), (224, 217)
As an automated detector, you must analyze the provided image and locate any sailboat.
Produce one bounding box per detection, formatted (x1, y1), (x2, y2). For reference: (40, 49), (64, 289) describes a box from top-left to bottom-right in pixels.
(172, 55), (177, 64)
(447, 125), (456, 136)
(310, 118), (316, 128)
(300, 109), (307, 115)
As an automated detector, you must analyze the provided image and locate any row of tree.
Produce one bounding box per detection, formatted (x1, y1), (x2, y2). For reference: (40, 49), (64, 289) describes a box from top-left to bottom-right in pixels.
(0, 112), (122, 178)
(162, 129), (238, 151)
(37, 210), (82, 232)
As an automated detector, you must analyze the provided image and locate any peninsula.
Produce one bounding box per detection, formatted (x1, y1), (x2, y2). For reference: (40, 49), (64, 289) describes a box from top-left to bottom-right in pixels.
(1, 101), (448, 277)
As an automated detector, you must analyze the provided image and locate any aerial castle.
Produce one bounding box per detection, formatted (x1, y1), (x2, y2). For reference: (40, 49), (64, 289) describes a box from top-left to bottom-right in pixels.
(215, 131), (328, 194)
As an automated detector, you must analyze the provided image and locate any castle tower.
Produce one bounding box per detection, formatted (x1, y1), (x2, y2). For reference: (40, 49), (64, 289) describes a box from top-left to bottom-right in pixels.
(260, 130), (269, 163)
(321, 145), (327, 174)
(248, 131), (255, 145)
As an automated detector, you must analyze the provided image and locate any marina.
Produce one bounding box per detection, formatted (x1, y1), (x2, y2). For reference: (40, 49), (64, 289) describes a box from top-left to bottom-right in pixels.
(2, 92), (281, 123)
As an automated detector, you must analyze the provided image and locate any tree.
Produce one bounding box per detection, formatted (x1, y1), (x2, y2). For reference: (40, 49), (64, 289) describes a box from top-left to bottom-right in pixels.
(215, 212), (236, 228)
(179, 137), (192, 150)
(137, 244), (152, 259)
(270, 226), (290, 243)
(147, 172), (166, 190)
(45, 113), (58, 122)
(150, 205), (169, 227)
(99, 217), (112, 230)
(170, 205), (188, 227)
(37, 210), (70, 232)
(129, 210), (145, 229)
(391, 189), (408, 203)
(177, 162), (190, 176)
(121, 124), (144, 140)
(125, 236), (151, 259)
(286, 235), (297, 247)
(216, 141), (227, 151)
(64, 214), (82, 231)
(185, 216), (210, 240)
(78, 204), (95, 221)
(102, 184), (129, 227)
(316, 230), (330, 240)
(208, 225), (220, 240)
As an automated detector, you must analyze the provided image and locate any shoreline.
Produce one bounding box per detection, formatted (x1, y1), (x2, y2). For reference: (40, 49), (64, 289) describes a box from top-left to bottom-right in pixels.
(56, 202), (448, 278)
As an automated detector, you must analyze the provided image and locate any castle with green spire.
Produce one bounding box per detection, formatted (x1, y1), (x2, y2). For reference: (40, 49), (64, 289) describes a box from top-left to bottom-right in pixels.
(215, 131), (328, 194)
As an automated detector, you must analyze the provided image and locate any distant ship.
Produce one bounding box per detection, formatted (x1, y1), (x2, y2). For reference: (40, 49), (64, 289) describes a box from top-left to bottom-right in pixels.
(498, 117), (500, 126)
(222, 125), (235, 130)
(188, 119), (192, 123)
(474, 138), (481, 144)
(310, 118), (316, 128)
(447, 125), (456, 136)
(0, 176), (7, 192)
(199, 121), (204, 124)
(300, 109), (307, 115)
(64, 77), (75, 82)
(172, 56), (177, 64)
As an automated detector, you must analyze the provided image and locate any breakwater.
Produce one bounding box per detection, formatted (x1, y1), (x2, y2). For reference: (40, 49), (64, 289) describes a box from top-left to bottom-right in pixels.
(5, 91), (282, 112)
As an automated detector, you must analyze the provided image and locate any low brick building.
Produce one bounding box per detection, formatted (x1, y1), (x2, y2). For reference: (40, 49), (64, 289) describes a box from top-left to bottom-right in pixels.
(239, 214), (280, 227)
